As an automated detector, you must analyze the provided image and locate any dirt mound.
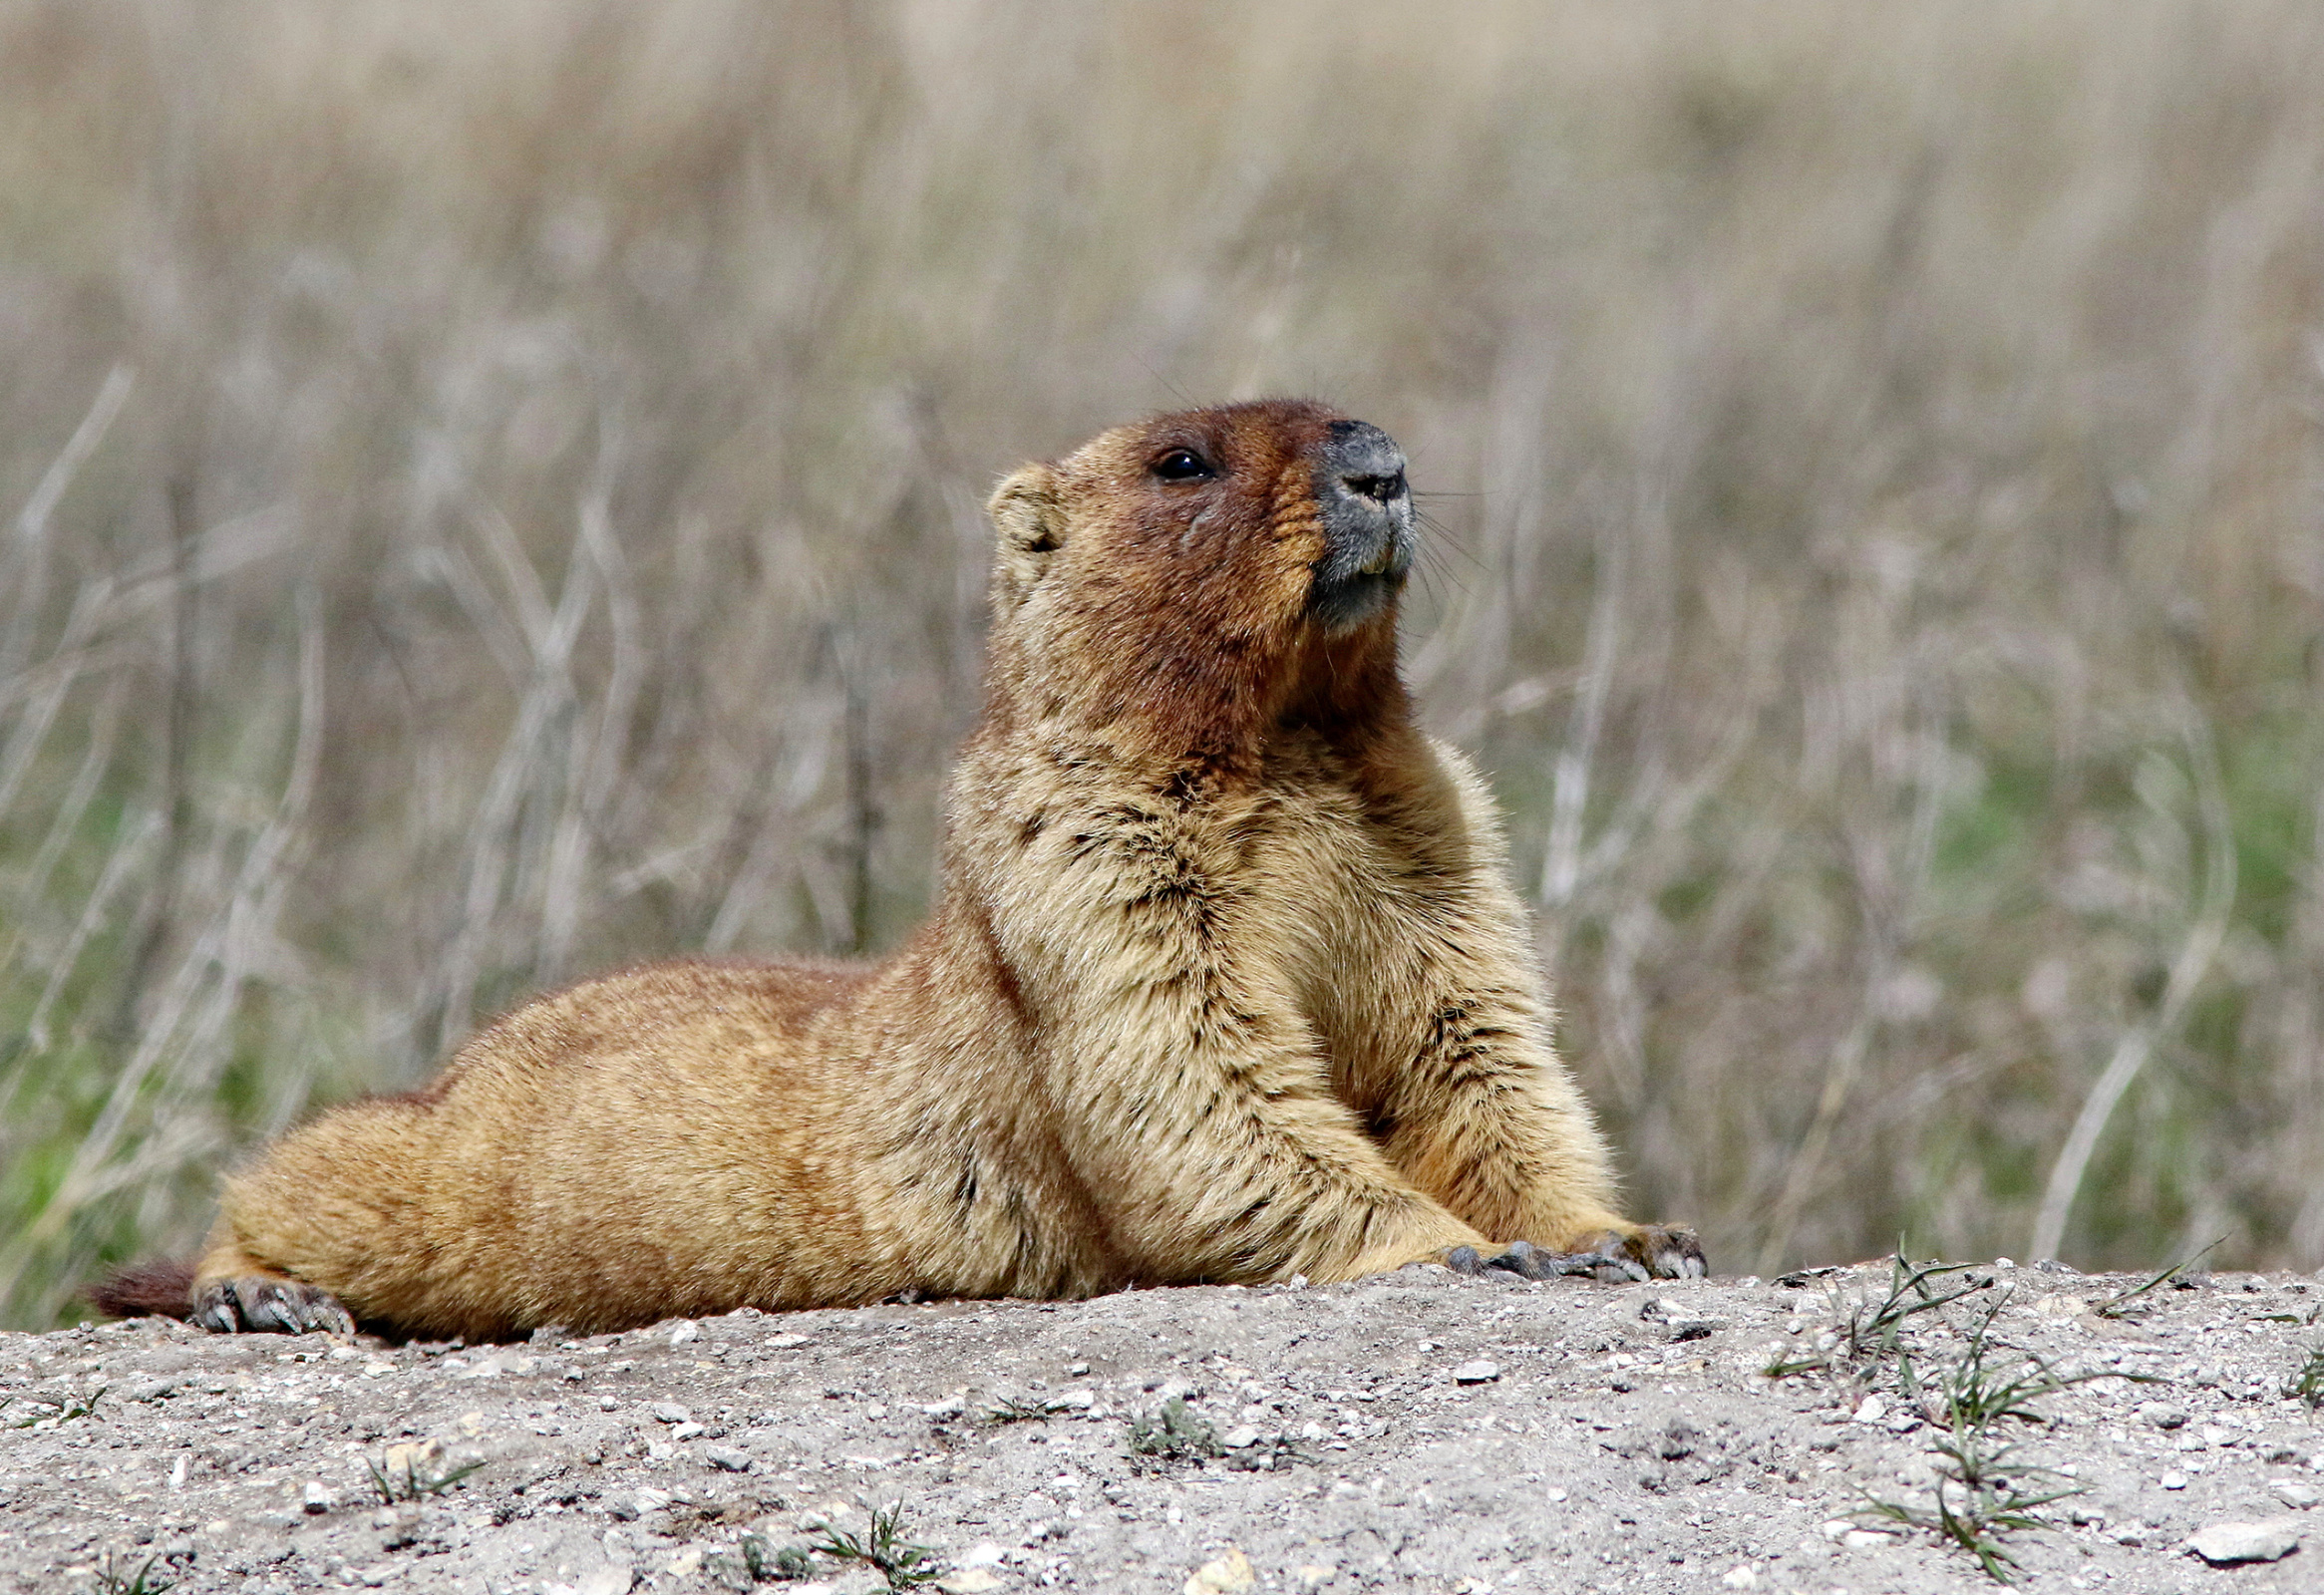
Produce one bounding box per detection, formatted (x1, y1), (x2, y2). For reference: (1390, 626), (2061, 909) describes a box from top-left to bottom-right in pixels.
(2, 1261), (2316, 1593)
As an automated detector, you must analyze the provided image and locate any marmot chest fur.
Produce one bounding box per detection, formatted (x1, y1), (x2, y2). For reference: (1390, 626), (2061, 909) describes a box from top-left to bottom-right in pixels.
(96, 399), (1701, 1341)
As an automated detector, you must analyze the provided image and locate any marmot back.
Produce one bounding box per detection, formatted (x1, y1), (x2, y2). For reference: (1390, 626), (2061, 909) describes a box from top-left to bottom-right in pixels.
(93, 399), (1701, 1342)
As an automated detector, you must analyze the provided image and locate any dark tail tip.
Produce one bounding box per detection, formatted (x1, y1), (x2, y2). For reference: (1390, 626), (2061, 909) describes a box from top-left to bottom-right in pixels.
(86, 1258), (197, 1320)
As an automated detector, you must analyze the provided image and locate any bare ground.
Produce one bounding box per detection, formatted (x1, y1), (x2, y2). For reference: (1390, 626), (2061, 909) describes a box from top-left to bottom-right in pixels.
(2, 1260), (2318, 1595)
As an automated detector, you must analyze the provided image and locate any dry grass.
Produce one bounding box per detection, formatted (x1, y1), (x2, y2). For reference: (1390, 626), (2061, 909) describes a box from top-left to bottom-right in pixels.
(4, 1), (2323, 1327)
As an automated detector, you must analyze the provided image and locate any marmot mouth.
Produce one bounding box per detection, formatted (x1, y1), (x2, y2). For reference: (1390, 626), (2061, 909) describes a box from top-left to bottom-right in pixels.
(1308, 564), (1408, 631)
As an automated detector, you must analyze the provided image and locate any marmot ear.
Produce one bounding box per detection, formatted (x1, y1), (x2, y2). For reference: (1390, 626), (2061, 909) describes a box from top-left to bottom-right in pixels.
(987, 464), (1065, 609)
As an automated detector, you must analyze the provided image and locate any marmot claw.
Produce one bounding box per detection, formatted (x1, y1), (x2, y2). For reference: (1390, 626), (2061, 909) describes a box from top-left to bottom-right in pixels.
(1447, 1226), (1708, 1284)
(1576, 1224), (1708, 1281)
(191, 1277), (356, 1336)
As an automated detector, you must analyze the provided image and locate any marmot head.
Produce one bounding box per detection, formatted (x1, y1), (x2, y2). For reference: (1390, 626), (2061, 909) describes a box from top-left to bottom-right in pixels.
(981, 399), (1418, 768)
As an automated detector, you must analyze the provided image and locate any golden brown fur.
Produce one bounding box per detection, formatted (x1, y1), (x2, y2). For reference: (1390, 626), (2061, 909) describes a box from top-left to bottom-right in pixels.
(107, 399), (1699, 1341)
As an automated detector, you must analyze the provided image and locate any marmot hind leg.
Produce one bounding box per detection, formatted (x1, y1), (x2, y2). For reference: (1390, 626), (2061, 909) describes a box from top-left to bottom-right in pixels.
(190, 1232), (355, 1336)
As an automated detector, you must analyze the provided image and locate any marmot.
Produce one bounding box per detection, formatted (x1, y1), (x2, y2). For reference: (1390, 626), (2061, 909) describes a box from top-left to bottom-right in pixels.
(94, 399), (1702, 1342)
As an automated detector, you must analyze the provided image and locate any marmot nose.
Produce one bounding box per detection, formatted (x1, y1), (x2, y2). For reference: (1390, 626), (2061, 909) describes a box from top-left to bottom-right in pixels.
(1323, 420), (1410, 508)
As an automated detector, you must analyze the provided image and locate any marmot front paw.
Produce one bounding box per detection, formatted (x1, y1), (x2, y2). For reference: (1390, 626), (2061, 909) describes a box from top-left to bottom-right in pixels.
(191, 1276), (356, 1336)
(1445, 1224), (1707, 1283)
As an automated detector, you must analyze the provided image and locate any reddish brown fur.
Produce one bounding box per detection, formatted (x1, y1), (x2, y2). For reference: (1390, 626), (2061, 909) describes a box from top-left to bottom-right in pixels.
(86, 1258), (197, 1320)
(99, 399), (1697, 1342)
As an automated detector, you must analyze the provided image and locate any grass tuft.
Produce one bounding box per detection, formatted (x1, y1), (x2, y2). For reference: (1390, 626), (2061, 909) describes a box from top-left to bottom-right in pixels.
(2284, 1344), (2324, 1410)
(978, 1395), (1073, 1427)
(2090, 1236), (2226, 1320)
(89, 1553), (172, 1595)
(1765, 1250), (1992, 1379)
(736, 1535), (819, 1583)
(363, 1447), (486, 1504)
(1864, 1289), (2146, 1582)
(7, 1386), (106, 1429)
(1126, 1396), (1224, 1466)
(803, 1502), (941, 1591)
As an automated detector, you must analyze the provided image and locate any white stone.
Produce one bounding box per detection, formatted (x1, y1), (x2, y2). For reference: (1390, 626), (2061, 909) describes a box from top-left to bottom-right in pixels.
(1454, 1361), (1500, 1385)
(302, 1480), (335, 1513)
(1220, 1425), (1260, 1449)
(1720, 1565), (1760, 1589)
(1850, 1396), (1886, 1426)
(2159, 1470), (2188, 1489)
(2184, 1520), (2302, 1565)
(1184, 1548), (1254, 1595)
(2269, 1478), (2321, 1509)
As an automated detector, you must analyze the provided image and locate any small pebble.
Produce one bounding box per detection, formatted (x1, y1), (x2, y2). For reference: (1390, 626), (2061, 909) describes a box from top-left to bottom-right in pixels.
(2160, 1470), (2188, 1490)
(302, 1481), (334, 1514)
(704, 1445), (752, 1472)
(1220, 1425), (1261, 1449)
(2269, 1478), (2321, 1509)
(1849, 1396), (1885, 1426)
(1453, 1361), (1500, 1385)
(650, 1402), (693, 1425)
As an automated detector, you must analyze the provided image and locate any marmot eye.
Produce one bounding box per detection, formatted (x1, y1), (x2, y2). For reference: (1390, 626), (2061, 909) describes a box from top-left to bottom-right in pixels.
(1150, 448), (1214, 481)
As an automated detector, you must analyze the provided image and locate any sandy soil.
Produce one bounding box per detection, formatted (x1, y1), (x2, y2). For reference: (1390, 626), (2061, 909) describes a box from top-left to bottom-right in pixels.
(1, 1260), (2317, 1594)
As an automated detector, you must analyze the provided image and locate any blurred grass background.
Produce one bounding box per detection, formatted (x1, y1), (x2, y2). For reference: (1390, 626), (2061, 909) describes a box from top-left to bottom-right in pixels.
(5, 1), (2323, 1328)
